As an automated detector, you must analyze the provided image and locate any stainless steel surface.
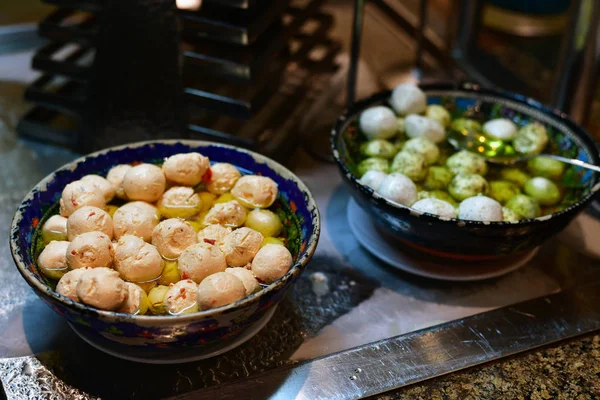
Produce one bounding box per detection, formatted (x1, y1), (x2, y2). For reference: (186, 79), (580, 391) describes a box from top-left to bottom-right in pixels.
(174, 278), (600, 400)
(0, 24), (44, 55)
(1, 48), (600, 399)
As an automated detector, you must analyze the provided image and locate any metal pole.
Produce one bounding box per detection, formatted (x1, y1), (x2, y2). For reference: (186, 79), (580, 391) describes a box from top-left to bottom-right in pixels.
(414, 0), (428, 78)
(552, 0), (584, 111)
(454, 0), (483, 59)
(347, 0), (365, 108)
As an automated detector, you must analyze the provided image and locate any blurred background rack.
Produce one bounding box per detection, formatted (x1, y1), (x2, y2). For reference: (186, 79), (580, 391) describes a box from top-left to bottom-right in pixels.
(7, 0), (600, 156)
(15, 0), (341, 162)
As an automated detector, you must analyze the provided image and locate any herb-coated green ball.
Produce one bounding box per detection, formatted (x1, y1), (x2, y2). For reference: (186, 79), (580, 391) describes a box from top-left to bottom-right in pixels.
(402, 137), (440, 165)
(425, 105), (451, 127)
(360, 139), (397, 159)
(526, 157), (565, 180)
(412, 198), (457, 219)
(423, 166), (453, 190)
(524, 177), (561, 206)
(391, 151), (428, 182)
(483, 118), (517, 141)
(437, 146), (453, 165)
(418, 190), (457, 206)
(359, 106), (398, 140)
(514, 122), (549, 155)
(505, 194), (540, 219)
(397, 118), (406, 135)
(357, 157), (390, 177)
(448, 173), (489, 201)
(450, 118), (482, 133)
(489, 180), (520, 205)
(502, 207), (521, 222)
(446, 150), (488, 176)
(499, 167), (530, 188)
(431, 190), (457, 206)
(417, 190), (432, 201)
(394, 138), (406, 153)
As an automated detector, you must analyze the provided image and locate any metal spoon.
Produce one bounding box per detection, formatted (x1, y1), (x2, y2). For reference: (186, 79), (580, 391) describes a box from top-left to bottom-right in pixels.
(447, 127), (600, 172)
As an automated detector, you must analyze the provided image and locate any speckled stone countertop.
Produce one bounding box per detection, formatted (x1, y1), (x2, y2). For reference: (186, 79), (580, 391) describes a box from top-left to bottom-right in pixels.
(379, 334), (600, 399)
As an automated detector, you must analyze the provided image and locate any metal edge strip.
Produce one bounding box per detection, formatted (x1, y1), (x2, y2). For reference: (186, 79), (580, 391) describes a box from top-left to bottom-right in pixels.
(170, 279), (600, 400)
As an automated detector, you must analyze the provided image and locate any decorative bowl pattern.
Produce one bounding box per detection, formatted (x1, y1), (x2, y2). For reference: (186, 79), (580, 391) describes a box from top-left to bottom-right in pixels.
(10, 140), (320, 354)
(332, 83), (600, 261)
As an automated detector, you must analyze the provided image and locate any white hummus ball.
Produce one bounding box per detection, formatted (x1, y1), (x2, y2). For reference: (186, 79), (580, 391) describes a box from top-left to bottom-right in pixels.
(76, 267), (127, 311)
(206, 163), (241, 194)
(114, 235), (164, 283)
(81, 174), (116, 202)
(67, 206), (113, 241)
(178, 243), (227, 283)
(219, 227), (263, 267)
(164, 279), (199, 315)
(122, 163), (166, 202)
(66, 231), (114, 269)
(162, 152), (210, 187)
(196, 272), (246, 310)
(60, 180), (106, 217)
(251, 244), (293, 284)
(231, 175), (278, 209)
(106, 164), (132, 199)
(56, 267), (91, 301)
(152, 218), (198, 259)
(458, 196), (503, 222)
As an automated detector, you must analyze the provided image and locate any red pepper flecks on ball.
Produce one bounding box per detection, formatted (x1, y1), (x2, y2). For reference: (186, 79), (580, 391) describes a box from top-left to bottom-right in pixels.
(202, 168), (212, 184)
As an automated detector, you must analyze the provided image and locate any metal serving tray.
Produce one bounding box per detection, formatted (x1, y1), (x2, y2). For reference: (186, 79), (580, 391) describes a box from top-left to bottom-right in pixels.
(1, 142), (599, 399)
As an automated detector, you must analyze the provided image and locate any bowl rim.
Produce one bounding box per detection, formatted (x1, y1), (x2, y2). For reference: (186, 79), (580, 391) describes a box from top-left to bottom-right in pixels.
(331, 82), (600, 227)
(10, 139), (321, 323)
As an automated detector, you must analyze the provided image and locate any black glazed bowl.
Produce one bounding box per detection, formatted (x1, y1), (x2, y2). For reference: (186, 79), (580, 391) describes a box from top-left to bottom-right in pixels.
(331, 83), (600, 261)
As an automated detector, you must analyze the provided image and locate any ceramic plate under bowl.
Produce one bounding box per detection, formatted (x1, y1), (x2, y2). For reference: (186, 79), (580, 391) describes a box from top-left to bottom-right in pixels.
(347, 199), (539, 281)
(70, 306), (277, 364)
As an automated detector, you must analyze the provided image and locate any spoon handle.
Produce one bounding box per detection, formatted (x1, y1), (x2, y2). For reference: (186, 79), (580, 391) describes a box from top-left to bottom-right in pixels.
(537, 154), (600, 173)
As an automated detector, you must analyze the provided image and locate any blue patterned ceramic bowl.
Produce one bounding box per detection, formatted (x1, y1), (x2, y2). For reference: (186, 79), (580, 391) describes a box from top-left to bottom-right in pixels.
(332, 83), (600, 261)
(10, 140), (320, 360)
